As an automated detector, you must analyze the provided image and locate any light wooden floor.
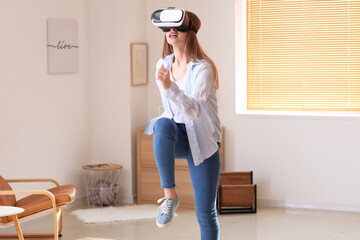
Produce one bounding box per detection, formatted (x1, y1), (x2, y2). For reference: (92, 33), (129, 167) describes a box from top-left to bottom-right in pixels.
(1, 204), (360, 240)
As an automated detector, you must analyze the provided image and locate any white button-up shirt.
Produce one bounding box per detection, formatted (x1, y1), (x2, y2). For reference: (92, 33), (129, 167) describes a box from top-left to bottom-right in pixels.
(145, 54), (221, 166)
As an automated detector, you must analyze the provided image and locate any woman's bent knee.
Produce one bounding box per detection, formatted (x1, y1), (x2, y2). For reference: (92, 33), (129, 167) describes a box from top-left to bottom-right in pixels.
(153, 118), (176, 136)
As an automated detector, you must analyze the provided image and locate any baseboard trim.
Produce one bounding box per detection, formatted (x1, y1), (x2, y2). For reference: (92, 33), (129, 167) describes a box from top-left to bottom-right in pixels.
(68, 196), (87, 209)
(258, 198), (360, 213)
(72, 194), (137, 207)
(119, 194), (137, 204)
(74, 197), (360, 213)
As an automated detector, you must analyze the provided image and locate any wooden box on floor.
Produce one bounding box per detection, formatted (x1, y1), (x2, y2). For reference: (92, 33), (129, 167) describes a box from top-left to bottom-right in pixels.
(217, 171), (257, 214)
(137, 126), (224, 208)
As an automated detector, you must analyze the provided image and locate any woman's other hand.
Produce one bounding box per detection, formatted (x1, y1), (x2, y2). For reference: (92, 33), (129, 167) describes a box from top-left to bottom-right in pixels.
(157, 64), (171, 90)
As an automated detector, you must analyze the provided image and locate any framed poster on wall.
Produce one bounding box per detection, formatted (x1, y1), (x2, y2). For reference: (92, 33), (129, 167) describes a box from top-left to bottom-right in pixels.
(47, 19), (79, 74)
(130, 43), (148, 86)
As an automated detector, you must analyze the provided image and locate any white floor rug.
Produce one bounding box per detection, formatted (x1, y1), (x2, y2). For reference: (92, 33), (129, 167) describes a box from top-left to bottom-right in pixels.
(71, 204), (159, 224)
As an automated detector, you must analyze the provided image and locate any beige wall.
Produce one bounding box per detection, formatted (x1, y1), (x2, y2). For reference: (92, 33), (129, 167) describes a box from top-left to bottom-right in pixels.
(0, 0), (91, 196)
(89, 0), (148, 203)
(0, 0), (148, 203)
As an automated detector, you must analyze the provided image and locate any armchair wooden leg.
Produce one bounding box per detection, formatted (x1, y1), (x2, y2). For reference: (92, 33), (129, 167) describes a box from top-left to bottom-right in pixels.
(53, 208), (61, 240)
(12, 215), (24, 240)
(59, 209), (64, 236)
(0, 206), (64, 239)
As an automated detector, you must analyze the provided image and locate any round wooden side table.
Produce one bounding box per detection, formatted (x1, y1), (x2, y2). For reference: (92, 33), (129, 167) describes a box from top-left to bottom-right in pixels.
(0, 206), (24, 240)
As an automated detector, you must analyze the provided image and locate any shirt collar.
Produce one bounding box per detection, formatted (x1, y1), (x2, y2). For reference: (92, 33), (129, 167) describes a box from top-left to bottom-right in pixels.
(164, 53), (202, 69)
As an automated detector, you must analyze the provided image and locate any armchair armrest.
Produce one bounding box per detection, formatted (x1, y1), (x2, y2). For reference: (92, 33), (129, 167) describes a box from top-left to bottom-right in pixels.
(6, 178), (60, 187)
(0, 190), (57, 207)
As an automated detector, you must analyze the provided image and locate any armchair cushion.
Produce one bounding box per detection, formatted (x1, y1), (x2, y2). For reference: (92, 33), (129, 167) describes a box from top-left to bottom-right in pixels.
(0, 175), (16, 207)
(10, 184), (76, 222)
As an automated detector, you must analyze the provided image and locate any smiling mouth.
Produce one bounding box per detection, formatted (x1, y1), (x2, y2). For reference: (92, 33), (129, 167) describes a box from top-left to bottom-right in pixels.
(169, 33), (178, 38)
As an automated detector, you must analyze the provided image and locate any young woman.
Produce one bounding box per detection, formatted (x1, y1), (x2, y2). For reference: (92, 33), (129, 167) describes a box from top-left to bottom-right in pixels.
(145, 10), (221, 240)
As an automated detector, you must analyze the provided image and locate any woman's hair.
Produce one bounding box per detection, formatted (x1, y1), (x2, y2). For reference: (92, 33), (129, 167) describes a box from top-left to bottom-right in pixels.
(161, 11), (219, 89)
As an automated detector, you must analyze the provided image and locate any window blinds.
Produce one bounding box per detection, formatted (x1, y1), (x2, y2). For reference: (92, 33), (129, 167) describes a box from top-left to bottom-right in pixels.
(247, 0), (360, 111)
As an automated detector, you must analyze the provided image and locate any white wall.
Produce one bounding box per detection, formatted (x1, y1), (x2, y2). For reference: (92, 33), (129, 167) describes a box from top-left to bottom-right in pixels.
(129, 0), (148, 204)
(235, 115), (360, 210)
(0, 0), (91, 196)
(89, 0), (147, 203)
(0, 0), (148, 203)
(146, 0), (360, 211)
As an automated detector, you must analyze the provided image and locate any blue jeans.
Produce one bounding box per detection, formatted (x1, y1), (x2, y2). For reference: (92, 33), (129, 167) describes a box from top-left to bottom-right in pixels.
(153, 118), (221, 240)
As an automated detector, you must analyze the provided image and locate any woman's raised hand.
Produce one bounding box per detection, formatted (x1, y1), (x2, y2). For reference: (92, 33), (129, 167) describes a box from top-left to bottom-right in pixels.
(157, 64), (171, 90)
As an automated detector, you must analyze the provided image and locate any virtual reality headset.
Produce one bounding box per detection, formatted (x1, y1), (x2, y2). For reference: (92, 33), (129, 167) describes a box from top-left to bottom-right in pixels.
(151, 7), (198, 33)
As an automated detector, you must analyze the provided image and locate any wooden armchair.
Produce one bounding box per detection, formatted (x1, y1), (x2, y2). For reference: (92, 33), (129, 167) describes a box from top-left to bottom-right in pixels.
(0, 175), (76, 240)
(217, 171), (257, 214)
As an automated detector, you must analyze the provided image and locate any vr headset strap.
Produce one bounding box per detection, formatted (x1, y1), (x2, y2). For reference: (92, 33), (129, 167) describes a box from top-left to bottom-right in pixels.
(188, 19), (198, 34)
